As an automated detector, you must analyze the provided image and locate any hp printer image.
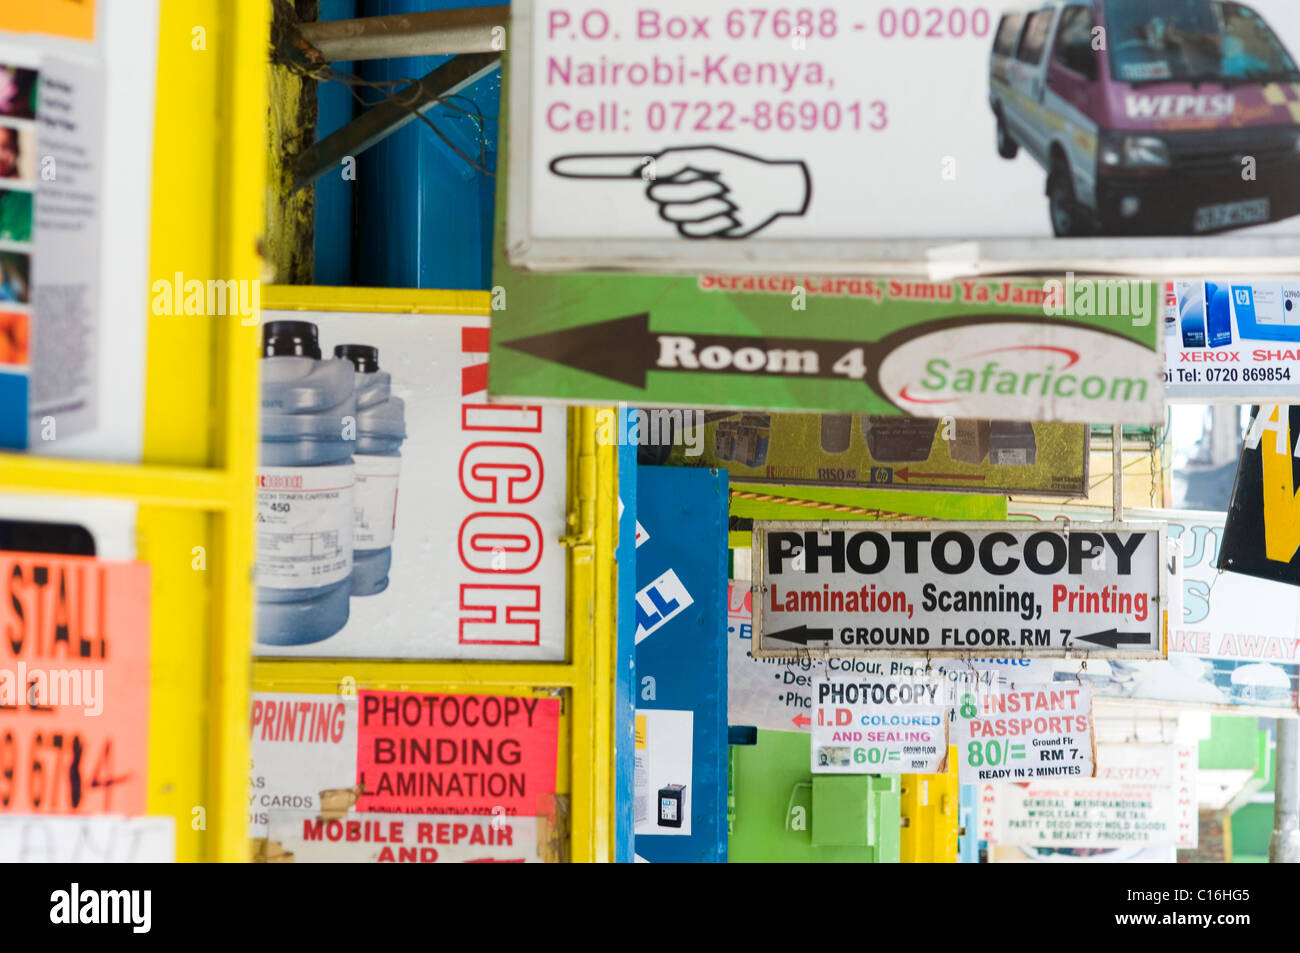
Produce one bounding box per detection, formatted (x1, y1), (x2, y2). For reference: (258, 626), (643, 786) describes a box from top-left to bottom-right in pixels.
(657, 784), (686, 827)
(861, 416), (940, 462)
(988, 421), (1037, 466)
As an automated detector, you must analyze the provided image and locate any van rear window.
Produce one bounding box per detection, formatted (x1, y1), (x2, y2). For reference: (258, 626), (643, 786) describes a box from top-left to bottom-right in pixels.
(1017, 10), (1055, 64)
(993, 13), (1024, 56)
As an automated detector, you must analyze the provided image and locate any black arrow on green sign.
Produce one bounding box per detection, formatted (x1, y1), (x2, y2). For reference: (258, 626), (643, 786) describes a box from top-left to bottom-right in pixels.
(1072, 629), (1151, 649)
(500, 312), (866, 389)
(767, 624), (835, 645)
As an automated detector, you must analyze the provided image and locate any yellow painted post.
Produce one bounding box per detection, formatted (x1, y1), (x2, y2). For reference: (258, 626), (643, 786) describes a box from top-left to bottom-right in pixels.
(145, 0), (267, 862)
(899, 746), (961, 863)
(0, 1), (268, 861)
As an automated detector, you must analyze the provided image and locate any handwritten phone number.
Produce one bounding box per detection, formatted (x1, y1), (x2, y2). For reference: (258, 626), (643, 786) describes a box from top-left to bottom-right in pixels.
(1, 729), (121, 813)
(646, 99), (886, 132)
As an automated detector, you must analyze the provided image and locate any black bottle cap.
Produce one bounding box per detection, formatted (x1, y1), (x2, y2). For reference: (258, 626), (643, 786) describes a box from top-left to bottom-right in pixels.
(263, 321), (321, 359)
(335, 344), (379, 373)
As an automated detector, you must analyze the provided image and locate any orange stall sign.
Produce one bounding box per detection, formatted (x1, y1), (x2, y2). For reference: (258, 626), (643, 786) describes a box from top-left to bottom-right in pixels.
(0, 552), (150, 814)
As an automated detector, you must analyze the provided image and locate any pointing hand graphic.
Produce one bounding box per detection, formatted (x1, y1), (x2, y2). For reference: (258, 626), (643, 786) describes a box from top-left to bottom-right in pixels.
(549, 145), (811, 239)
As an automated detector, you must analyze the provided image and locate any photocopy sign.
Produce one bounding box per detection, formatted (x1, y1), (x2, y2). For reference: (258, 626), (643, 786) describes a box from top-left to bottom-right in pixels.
(507, 0), (1300, 274)
(952, 682), (1096, 785)
(752, 521), (1165, 658)
(811, 677), (948, 774)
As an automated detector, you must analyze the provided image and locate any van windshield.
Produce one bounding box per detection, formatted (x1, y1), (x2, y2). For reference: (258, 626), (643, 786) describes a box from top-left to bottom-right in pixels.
(1104, 0), (1298, 84)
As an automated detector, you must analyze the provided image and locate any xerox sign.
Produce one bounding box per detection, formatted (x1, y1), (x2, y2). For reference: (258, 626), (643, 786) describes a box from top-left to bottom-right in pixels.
(876, 322), (1163, 424)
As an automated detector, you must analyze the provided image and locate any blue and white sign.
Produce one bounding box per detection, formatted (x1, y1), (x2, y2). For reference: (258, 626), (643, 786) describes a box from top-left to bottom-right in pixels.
(632, 467), (728, 863)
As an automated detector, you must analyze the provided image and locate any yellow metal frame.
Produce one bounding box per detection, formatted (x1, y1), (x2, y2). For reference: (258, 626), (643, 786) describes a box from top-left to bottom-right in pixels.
(0, 0), (617, 858)
(259, 286), (619, 862)
(899, 746), (961, 863)
(0, 2), (267, 860)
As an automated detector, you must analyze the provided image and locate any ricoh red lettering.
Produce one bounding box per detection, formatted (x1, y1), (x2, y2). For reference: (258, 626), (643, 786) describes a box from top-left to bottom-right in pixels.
(459, 442), (543, 504)
(459, 585), (542, 646)
(456, 327), (545, 645)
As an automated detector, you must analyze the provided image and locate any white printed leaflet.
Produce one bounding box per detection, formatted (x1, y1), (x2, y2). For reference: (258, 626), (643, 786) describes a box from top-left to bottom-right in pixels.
(811, 677), (948, 774)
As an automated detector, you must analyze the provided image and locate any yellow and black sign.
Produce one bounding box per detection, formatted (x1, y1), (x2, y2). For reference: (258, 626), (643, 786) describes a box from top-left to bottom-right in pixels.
(1220, 404), (1300, 586)
(659, 412), (1089, 497)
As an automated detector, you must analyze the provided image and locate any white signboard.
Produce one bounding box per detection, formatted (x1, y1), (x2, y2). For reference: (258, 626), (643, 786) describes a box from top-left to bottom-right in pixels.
(0, 816), (175, 863)
(1092, 743), (1199, 849)
(509, 0), (1300, 275)
(987, 781), (1179, 849)
(733, 579), (1055, 728)
(752, 521), (1166, 658)
(953, 682), (1097, 784)
(266, 812), (541, 863)
(811, 677), (948, 773)
(1009, 505), (1300, 712)
(248, 691), (359, 839)
(0, 3), (158, 461)
(1164, 280), (1300, 401)
(729, 582), (1054, 731)
(1096, 742), (1178, 786)
(982, 739), (1195, 849)
(1174, 744), (1199, 850)
(254, 312), (567, 660)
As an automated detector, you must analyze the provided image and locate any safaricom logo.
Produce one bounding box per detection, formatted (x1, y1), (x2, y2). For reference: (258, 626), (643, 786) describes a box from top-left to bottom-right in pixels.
(875, 322), (1161, 425)
(910, 346), (1149, 404)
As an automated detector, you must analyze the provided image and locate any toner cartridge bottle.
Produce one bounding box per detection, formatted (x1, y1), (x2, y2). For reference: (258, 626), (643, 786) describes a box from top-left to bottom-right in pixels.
(335, 344), (407, 596)
(256, 321), (357, 645)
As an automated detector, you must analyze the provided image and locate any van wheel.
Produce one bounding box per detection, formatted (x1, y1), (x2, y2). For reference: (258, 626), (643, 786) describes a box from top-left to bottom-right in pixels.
(1047, 159), (1088, 237)
(996, 112), (1018, 159)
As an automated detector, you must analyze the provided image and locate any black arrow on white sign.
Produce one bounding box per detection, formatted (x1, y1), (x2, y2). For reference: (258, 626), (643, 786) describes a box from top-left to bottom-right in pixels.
(767, 624), (835, 646)
(1071, 629), (1152, 649)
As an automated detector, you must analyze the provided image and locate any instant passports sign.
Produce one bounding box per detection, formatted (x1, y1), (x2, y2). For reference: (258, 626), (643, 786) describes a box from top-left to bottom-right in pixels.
(952, 683), (1097, 785)
(811, 678), (948, 774)
(751, 521), (1166, 658)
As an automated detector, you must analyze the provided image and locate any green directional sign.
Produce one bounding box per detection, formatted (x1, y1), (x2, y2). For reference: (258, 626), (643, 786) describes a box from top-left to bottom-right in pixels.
(489, 270), (1163, 423)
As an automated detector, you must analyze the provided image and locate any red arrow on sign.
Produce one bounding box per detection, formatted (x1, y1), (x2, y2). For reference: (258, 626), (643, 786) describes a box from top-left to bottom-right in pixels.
(895, 466), (988, 483)
(792, 713), (811, 728)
